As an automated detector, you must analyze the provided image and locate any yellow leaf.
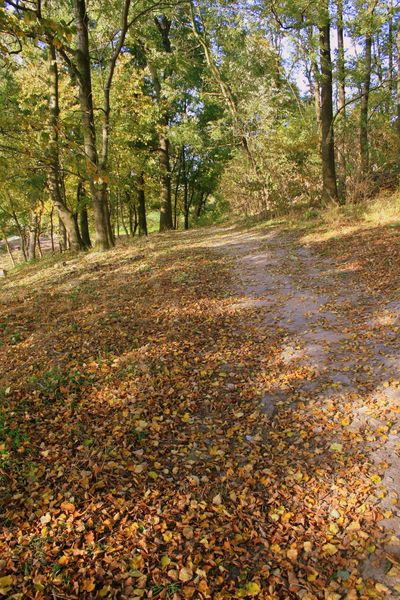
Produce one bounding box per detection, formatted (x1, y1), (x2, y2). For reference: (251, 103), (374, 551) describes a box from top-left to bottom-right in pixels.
(161, 556), (171, 569)
(329, 443), (343, 453)
(212, 494), (222, 506)
(370, 474), (382, 484)
(307, 570), (318, 582)
(287, 548), (298, 561)
(293, 471), (303, 482)
(179, 567), (193, 582)
(244, 581), (261, 596)
(329, 522), (339, 534)
(0, 576), (13, 588)
(58, 555), (69, 565)
(270, 513), (280, 522)
(322, 543), (338, 555)
(303, 541), (312, 552)
(388, 564), (400, 578)
(148, 471), (158, 479)
(346, 520), (360, 531)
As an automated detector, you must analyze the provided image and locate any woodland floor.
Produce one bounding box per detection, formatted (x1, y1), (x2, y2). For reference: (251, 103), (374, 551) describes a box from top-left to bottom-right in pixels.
(1, 222), (400, 599)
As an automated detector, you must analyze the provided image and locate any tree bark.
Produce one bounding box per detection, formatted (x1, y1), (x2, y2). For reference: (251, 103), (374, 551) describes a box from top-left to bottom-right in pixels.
(47, 43), (84, 251)
(159, 125), (173, 231)
(360, 32), (372, 173)
(319, 5), (338, 202)
(11, 209), (27, 261)
(337, 0), (346, 203)
(98, 0), (131, 242)
(137, 172), (148, 236)
(77, 181), (91, 248)
(153, 16), (174, 232)
(173, 150), (182, 229)
(389, 3), (394, 90)
(59, 216), (67, 252)
(27, 214), (38, 261)
(397, 19), (400, 141)
(196, 192), (207, 219)
(308, 27), (322, 136)
(74, 0), (112, 250)
(2, 231), (16, 267)
(120, 201), (129, 236)
(36, 203), (43, 258)
(49, 207), (55, 252)
(181, 145), (189, 230)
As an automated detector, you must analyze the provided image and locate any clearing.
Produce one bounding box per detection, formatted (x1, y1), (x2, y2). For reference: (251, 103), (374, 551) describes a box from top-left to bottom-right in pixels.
(1, 223), (400, 599)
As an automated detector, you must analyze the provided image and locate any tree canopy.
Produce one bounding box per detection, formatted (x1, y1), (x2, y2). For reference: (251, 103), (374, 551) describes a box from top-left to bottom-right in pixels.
(0, 0), (399, 255)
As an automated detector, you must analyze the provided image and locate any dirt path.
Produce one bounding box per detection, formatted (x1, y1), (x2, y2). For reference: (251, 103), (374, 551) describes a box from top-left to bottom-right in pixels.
(208, 226), (400, 596)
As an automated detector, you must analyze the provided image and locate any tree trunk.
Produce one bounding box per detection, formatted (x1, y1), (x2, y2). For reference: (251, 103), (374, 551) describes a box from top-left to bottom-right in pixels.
(182, 145), (189, 230)
(47, 43), (84, 251)
(120, 202), (129, 236)
(173, 152), (182, 230)
(11, 209), (27, 261)
(196, 193), (207, 219)
(2, 231), (16, 267)
(337, 0), (346, 203)
(309, 27), (322, 136)
(319, 5), (338, 203)
(74, 0), (112, 250)
(389, 3), (394, 91)
(137, 172), (148, 236)
(152, 16), (174, 232)
(59, 216), (67, 252)
(105, 199), (115, 245)
(159, 125), (173, 231)
(128, 200), (134, 237)
(28, 214), (38, 261)
(97, 1), (131, 245)
(77, 181), (91, 248)
(360, 32), (372, 173)
(115, 192), (121, 238)
(36, 203), (43, 258)
(397, 19), (400, 141)
(132, 201), (138, 236)
(50, 207), (55, 252)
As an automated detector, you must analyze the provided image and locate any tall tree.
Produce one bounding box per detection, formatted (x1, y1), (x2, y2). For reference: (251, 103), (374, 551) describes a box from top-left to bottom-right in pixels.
(360, 12), (373, 173)
(337, 0), (347, 201)
(319, 0), (338, 202)
(152, 15), (174, 232)
(47, 43), (84, 251)
(73, 0), (113, 250)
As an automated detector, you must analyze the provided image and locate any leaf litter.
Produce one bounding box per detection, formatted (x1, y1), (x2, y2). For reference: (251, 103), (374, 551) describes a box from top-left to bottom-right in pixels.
(0, 225), (400, 598)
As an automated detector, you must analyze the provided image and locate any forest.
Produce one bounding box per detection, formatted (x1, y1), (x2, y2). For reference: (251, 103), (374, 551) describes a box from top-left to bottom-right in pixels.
(0, 0), (398, 252)
(1, 0), (400, 599)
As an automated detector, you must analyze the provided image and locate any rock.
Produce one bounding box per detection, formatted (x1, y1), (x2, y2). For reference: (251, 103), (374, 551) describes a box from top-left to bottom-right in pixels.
(0, 269), (7, 277)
